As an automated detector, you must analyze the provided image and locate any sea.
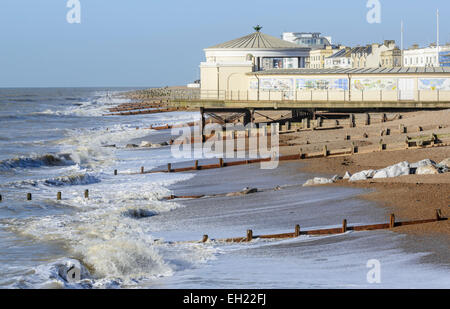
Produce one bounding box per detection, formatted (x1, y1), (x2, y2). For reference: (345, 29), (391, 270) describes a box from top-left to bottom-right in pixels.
(0, 87), (448, 289)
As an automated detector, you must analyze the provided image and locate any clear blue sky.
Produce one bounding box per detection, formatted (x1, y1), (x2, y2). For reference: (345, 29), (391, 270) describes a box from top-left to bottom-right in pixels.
(0, 0), (449, 88)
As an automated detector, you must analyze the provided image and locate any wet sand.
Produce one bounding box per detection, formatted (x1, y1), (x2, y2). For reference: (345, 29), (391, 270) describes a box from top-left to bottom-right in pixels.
(294, 146), (450, 236)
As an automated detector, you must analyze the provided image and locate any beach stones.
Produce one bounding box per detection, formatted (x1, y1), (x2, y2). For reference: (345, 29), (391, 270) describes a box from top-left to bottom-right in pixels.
(343, 171), (352, 180)
(140, 141), (152, 147)
(226, 188), (258, 197)
(416, 165), (440, 175)
(373, 161), (411, 179)
(439, 158), (450, 169)
(349, 170), (376, 182)
(410, 159), (437, 169)
(303, 177), (335, 186)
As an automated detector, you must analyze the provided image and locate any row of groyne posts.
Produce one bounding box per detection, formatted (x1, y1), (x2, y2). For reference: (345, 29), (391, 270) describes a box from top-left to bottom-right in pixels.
(196, 210), (447, 244)
(0, 189), (91, 202)
(0, 191), (446, 243)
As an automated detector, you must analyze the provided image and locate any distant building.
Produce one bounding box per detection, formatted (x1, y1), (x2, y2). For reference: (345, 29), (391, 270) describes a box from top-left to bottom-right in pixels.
(440, 49), (450, 67)
(403, 44), (450, 67)
(324, 47), (353, 69)
(308, 45), (345, 69)
(381, 48), (402, 68)
(282, 32), (332, 49)
(200, 28), (310, 94)
(351, 41), (397, 68)
(325, 40), (397, 69)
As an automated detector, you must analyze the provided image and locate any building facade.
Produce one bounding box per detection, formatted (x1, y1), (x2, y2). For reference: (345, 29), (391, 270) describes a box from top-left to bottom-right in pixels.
(282, 32), (332, 49)
(200, 30), (310, 96)
(307, 46), (344, 69)
(403, 44), (450, 67)
(381, 48), (402, 67)
(324, 48), (353, 69)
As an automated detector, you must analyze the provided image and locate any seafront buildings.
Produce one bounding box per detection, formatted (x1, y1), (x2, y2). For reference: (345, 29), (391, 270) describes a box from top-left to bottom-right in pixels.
(196, 29), (450, 103)
(403, 44), (450, 67)
(281, 32), (332, 49)
(200, 29), (310, 94)
(307, 45), (345, 69)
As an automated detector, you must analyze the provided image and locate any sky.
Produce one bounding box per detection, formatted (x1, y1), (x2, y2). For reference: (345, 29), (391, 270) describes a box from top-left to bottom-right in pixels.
(0, 0), (449, 88)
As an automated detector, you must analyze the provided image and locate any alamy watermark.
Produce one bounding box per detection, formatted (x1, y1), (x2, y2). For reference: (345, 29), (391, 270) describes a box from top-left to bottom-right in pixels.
(366, 0), (381, 24)
(66, 0), (81, 24)
(170, 123), (280, 170)
(366, 259), (381, 284)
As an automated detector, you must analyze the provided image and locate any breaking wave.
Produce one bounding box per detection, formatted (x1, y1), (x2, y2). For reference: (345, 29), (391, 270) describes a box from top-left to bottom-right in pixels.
(0, 154), (74, 171)
(44, 174), (101, 187)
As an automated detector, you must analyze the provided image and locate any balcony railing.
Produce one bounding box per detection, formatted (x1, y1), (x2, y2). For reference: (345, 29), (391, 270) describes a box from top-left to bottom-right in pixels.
(170, 89), (450, 103)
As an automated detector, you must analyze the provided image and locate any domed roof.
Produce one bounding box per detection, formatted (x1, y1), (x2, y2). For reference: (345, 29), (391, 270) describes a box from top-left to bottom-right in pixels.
(206, 31), (301, 50)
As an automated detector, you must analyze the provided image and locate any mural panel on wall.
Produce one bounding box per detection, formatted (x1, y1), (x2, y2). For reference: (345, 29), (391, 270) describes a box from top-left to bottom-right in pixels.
(418, 78), (450, 91)
(250, 78), (294, 91)
(296, 78), (348, 90)
(352, 78), (397, 91)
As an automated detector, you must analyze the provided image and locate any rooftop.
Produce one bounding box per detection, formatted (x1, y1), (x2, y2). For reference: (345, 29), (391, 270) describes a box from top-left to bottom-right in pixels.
(248, 67), (450, 75)
(206, 31), (303, 50)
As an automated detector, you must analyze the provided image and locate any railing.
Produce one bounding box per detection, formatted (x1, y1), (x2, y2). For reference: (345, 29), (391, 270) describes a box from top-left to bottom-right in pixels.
(170, 89), (450, 103)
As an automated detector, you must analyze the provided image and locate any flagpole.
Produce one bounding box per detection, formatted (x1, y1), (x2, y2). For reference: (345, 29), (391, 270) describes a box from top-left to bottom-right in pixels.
(401, 20), (404, 66)
(437, 9), (440, 67)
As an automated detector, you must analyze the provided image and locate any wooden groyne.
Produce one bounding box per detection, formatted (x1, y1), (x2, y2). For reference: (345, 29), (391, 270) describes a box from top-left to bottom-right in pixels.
(117, 134), (450, 176)
(193, 210), (447, 244)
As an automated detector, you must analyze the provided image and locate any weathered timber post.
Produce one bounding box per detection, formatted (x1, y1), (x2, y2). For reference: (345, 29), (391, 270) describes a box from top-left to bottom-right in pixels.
(349, 114), (355, 128)
(389, 214), (395, 228)
(194, 160), (199, 170)
(167, 163), (172, 173)
(57, 192), (62, 201)
(299, 148), (304, 159)
(246, 229), (253, 242)
(219, 158), (224, 168)
(0, 194), (2, 202)
(141, 166), (144, 174)
(202, 235), (209, 243)
(342, 219), (347, 233)
(84, 189), (89, 199)
(436, 209), (443, 221)
(295, 225), (301, 237)
(323, 145), (328, 157)
(114, 169), (118, 176)
(27, 193), (32, 201)
(200, 107), (205, 143)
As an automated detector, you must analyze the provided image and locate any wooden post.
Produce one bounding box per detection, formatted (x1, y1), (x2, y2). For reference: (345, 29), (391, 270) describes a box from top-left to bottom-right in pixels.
(202, 235), (209, 243)
(295, 225), (300, 237)
(436, 209), (443, 221)
(342, 219), (347, 233)
(219, 158), (224, 168)
(167, 163), (172, 173)
(323, 145), (328, 157)
(84, 189), (89, 199)
(246, 229), (253, 242)
(0, 194), (2, 202)
(345, 135), (351, 141)
(114, 169), (118, 176)
(57, 192), (62, 201)
(141, 166), (144, 174)
(200, 107), (205, 143)
(389, 214), (395, 228)
(194, 160), (199, 170)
